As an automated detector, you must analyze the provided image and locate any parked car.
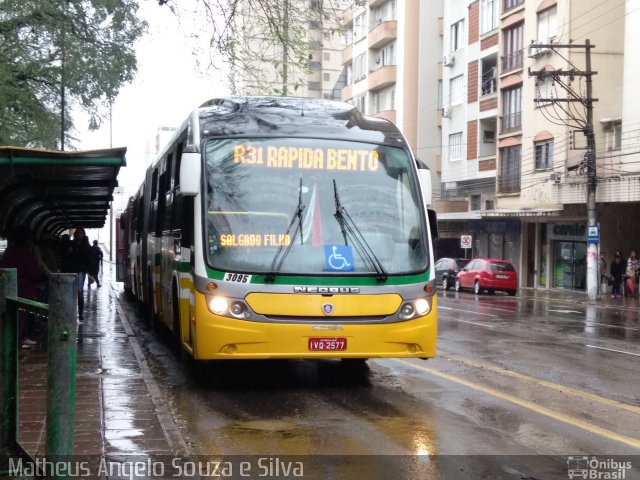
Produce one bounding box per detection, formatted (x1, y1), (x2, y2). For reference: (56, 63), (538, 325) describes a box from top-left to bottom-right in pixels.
(435, 257), (469, 290)
(455, 258), (517, 296)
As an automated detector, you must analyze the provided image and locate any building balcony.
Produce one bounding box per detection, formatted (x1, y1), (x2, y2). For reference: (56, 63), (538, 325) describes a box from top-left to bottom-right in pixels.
(501, 49), (523, 74)
(368, 65), (397, 91)
(369, 0), (388, 8)
(341, 7), (353, 26)
(341, 44), (353, 65)
(500, 112), (522, 134)
(372, 110), (396, 123)
(368, 20), (397, 50)
(341, 83), (353, 102)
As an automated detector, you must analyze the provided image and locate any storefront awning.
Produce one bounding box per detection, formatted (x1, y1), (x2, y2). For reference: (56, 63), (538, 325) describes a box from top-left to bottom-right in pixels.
(0, 146), (126, 238)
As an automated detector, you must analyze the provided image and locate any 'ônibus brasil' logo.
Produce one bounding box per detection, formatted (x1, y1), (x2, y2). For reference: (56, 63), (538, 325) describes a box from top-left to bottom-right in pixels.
(322, 303), (334, 316)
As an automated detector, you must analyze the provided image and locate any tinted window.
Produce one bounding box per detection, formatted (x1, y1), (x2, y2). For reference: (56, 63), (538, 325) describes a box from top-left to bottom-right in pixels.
(489, 261), (515, 271)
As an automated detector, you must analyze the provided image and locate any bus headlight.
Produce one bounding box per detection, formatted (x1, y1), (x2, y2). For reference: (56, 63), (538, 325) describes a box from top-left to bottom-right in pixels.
(208, 296), (228, 315)
(399, 299), (430, 319)
(414, 298), (430, 316)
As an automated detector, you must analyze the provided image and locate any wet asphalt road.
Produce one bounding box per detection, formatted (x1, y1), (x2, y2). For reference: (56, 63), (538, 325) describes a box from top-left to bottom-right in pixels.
(118, 287), (640, 480)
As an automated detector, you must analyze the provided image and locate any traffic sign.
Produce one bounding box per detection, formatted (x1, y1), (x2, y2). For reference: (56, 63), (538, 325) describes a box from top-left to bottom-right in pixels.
(587, 225), (599, 244)
(460, 235), (472, 249)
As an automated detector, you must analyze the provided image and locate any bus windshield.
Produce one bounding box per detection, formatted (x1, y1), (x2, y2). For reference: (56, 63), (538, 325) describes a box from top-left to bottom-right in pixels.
(203, 137), (429, 276)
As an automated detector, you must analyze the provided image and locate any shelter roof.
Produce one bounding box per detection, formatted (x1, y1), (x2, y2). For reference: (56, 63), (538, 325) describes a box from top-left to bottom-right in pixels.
(0, 146), (126, 238)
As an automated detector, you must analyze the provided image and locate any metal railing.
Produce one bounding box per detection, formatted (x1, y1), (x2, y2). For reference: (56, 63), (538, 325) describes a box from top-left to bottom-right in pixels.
(0, 269), (78, 476)
(500, 112), (522, 134)
(501, 49), (523, 73)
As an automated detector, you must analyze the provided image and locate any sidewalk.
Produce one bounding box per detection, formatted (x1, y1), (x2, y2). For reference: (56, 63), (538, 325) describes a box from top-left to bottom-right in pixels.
(15, 263), (183, 462)
(519, 286), (640, 311)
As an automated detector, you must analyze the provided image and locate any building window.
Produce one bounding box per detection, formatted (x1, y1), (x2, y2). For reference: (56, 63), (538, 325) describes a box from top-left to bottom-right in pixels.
(481, 0), (497, 34)
(354, 94), (366, 113)
(323, 73), (330, 81)
(503, 0), (524, 13)
(537, 6), (557, 42)
(451, 19), (464, 52)
(535, 77), (556, 104)
(324, 52), (331, 61)
(501, 85), (522, 133)
(449, 132), (463, 161)
(437, 80), (443, 109)
(372, 0), (396, 24)
(499, 145), (521, 193)
(481, 66), (497, 95)
(353, 53), (366, 82)
(535, 140), (554, 170)
(502, 23), (523, 72)
(354, 12), (367, 41)
(605, 121), (622, 151)
(470, 194), (482, 211)
(371, 86), (394, 113)
(449, 74), (464, 106)
(308, 81), (321, 91)
(374, 42), (395, 68)
(346, 63), (353, 85)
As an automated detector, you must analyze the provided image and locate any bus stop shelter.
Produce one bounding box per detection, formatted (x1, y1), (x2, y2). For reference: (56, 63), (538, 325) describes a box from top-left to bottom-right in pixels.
(0, 146), (126, 238)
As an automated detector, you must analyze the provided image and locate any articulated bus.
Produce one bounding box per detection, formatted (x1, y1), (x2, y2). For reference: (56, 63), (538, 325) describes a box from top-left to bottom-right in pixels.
(118, 96), (438, 361)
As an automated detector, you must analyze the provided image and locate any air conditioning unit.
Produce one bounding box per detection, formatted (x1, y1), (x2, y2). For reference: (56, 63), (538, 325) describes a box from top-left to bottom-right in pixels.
(550, 172), (561, 183)
(376, 56), (381, 64)
(528, 38), (554, 58)
(443, 55), (454, 67)
(441, 107), (450, 118)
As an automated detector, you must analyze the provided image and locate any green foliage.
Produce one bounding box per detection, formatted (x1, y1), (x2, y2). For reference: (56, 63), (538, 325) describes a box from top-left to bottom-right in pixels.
(0, 0), (146, 149)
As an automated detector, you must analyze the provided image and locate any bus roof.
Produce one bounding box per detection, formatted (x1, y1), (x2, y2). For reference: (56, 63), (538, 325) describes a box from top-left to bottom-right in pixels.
(197, 96), (410, 148)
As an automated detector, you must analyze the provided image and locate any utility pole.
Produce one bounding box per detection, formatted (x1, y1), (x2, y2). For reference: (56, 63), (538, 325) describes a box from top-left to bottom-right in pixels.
(529, 39), (598, 299)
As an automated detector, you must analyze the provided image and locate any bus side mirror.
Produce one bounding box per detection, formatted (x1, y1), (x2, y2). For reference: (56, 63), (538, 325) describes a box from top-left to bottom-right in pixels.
(180, 146), (201, 196)
(416, 158), (432, 207)
(428, 208), (438, 242)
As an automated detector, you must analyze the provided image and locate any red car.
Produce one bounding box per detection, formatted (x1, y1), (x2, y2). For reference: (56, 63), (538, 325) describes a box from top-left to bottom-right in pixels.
(455, 258), (517, 296)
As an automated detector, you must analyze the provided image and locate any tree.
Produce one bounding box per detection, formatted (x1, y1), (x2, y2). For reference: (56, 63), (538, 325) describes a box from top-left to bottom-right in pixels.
(0, 0), (146, 149)
(158, 0), (343, 96)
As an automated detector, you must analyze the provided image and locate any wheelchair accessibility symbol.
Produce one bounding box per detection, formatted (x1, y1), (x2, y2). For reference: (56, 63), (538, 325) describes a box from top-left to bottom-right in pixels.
(324, 245), (354, 272)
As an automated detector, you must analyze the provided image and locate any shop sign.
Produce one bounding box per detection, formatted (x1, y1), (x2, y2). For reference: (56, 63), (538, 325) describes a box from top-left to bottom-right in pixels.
(548, 223), (587, 240)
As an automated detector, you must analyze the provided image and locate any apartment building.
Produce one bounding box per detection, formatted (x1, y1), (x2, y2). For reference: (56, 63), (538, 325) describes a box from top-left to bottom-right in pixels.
(339, 1), (442, 172)
(233, 0), (348, 99)
(438, 0), (630, 292)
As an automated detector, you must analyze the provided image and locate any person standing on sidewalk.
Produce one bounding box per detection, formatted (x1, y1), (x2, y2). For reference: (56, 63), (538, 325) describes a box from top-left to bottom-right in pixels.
(0, 226), (49, 346)
(625, 250), (639, 296)
(66, 227), (91, 319)
(88, 240), (103, 288)
(610, 252), (625, 299)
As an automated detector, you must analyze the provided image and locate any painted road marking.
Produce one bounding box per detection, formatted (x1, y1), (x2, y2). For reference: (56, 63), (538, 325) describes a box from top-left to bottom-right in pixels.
(393, 358), (640, 449)
(439, 306), (498, 317)
(586, 344), (640, 358)
(438, 351), (640, 415)
(454, 319), (496, 328)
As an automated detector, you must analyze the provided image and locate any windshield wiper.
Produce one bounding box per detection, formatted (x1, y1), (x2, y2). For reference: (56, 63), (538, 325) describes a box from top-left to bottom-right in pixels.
(332, 179), (388, 282)
(265, 178), (305, 282)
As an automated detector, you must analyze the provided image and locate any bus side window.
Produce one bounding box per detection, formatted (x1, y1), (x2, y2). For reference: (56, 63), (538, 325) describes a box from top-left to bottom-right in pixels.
(180, 197), (194, 249)
(157, 171), (167, 236)
(170, 141), (184, 233)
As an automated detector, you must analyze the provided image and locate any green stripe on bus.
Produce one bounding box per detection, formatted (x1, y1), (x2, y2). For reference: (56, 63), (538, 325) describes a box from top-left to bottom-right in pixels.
(205, 267), (430, 286)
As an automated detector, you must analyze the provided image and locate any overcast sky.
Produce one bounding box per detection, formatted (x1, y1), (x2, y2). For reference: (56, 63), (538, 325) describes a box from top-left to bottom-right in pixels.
(78, 0), (230, 194)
